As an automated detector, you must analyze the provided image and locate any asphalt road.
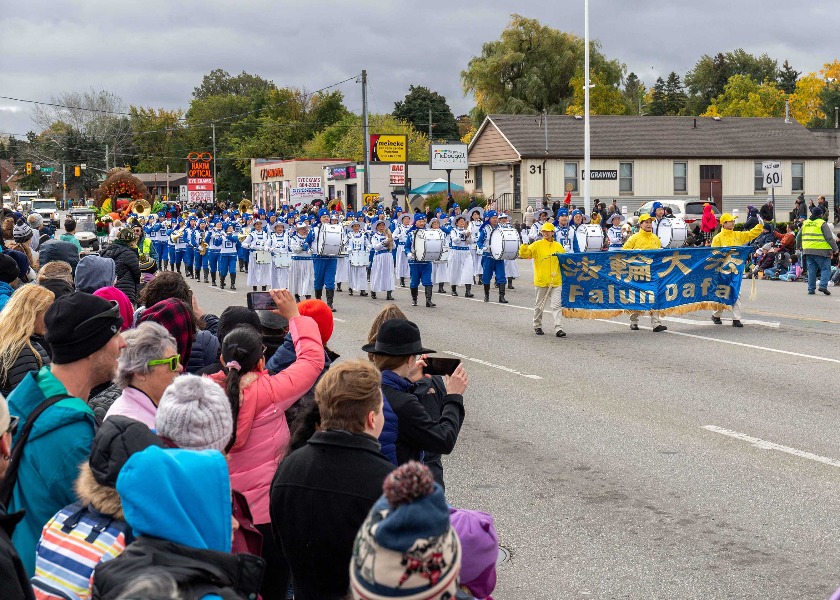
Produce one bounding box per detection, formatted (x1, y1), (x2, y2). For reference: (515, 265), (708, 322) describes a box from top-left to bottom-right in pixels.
(186, 259), (840, 599)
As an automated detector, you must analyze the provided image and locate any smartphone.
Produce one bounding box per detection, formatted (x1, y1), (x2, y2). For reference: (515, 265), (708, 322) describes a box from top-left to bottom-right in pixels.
(422, 357), (461, 377)
(246, 291), (275, 311)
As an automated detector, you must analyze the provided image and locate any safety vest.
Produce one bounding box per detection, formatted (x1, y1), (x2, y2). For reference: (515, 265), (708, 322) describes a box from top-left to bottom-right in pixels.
(140, 236), (153, 255)
(801, 218), (831, 250)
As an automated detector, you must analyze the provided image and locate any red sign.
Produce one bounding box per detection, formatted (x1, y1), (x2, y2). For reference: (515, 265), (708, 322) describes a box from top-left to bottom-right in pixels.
(389, 163), (405, 186)
(260, 167), (285, 181)
(186, 152), (213, 179)
(188, 184), (212, 191)
(188, 177), (213, 185)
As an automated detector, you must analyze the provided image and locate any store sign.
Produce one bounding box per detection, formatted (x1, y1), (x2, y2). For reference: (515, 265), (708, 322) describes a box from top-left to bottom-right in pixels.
(289, 187), (323, 203)
(370, 134), (407, 163)
(430, 144), (468, 170)
(363, 193), (381, 205)
(259, 167), (284, 180)
(389, 164), (405, 186)
(179, 185), (188, 203)
(186, 152), (213, 204)
(297, 176), (322, 188)
(583, 170), (618, 180)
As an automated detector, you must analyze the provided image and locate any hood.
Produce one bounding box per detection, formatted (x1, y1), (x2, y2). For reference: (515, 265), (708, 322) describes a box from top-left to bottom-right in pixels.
(76, 463), (125, 520)
(116, 446), (231, 552)
(92, 287), (134, 331)
(703, 204), (713, 215)
(75, 255), (116, 293)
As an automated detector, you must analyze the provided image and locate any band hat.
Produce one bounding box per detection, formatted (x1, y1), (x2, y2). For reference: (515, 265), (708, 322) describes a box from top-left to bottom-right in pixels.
(638, 213), (654, 223)
(606, 212), (626, 224)
(361, 319), (436, 356)
(540, 222), (556, 232)
(719, 213), (736, 224)
(554, 207), (568, 218)
(570, 209), (590, 224)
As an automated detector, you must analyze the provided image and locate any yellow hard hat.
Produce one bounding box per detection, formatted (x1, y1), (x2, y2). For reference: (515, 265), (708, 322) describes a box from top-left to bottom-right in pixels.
(719, 213), (735, 224)
(540, 222), (556, 232)
(638, 213), (653, 223)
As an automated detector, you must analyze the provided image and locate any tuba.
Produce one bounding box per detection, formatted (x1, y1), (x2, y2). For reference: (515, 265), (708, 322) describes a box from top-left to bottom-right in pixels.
(239, 199), (253, 214)
(131, 199), (152, 218)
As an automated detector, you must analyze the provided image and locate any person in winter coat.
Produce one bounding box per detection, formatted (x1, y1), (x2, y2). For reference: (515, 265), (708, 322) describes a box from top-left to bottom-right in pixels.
(743, 205), (759, 231)
(31, 416), (165, 600)
(100, 228), (140, 306)
(270, 359), (394, 600)
(0, 252), (21, 312)
(92, 287), (133, 332)
(266, 298), (336, 376)
(74, 255), (116, 293)
(37, 239), (80, 275)
(365, 319), (467, 467)
(0, 393), (35, 600)
(103, 322), (181, 428)
(197, 306), (263, 376)
(209, 289), (324, 599)
(700, 202), (718, 246)
(91, 446), (265, 600)
(0, 284), (54, 397)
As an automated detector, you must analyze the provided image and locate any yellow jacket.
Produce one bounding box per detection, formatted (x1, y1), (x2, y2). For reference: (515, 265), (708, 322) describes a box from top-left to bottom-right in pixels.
(519, 239), (564, 287)
(712, 222), (763, 247)
(623, 230), (661, 250)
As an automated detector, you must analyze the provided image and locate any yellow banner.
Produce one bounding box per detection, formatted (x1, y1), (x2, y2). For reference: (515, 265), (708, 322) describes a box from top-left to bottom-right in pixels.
(370, 134), (407, 163)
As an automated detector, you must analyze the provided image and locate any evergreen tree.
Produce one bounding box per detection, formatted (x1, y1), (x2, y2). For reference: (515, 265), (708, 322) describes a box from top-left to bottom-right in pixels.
(778, 60), (800, 95)
(648, 77), (667, 116)
(623, 72), (646, 115)
(664, 72), (687, 115)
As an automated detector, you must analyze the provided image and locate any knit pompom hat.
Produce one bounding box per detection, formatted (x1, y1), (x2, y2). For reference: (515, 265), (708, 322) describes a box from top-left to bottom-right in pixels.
(297, 299), (333, 345)
(13, 219), (33, 244)
(155, 374), (233, 452)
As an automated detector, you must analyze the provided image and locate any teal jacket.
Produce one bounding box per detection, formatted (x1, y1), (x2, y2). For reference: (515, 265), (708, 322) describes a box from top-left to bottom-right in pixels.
(58, 233), (82, 254)
(0, 281), (13, 312)
(7, 366), (96, 576)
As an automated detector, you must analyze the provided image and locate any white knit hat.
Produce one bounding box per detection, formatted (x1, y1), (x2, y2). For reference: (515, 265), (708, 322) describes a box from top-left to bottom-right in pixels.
(0, 391), (9, 435)
(155, 375), (233, 451)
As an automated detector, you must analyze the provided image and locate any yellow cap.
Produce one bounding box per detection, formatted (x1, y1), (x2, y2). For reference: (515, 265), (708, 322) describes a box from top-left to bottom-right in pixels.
(719, 213), (735, 224)
(638, 213), (653, 223)
(540, 222), (556, 232)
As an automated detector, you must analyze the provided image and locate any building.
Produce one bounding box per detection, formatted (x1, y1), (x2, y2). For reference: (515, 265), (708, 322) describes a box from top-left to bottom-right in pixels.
(249, 158), (351, 211)
(134, 172), (188, 201)
(467, 115), (837, 222)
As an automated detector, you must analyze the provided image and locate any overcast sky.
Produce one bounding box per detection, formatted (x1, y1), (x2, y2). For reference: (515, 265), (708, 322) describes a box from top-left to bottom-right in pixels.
(1, 0), (837, 137)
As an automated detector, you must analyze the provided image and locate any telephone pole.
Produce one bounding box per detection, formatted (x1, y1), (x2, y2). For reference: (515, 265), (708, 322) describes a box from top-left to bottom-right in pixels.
(105, 144), (109, 171)
(211, 123), (217, 200)
(361, 70), (370, 195)
(428, 108), (433, 140)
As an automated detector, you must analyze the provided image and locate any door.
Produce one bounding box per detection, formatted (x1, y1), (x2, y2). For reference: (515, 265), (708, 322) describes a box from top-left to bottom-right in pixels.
(493, 168), (511, 211)
(699, 165), (722, 210)
(346, 184), (357, 208)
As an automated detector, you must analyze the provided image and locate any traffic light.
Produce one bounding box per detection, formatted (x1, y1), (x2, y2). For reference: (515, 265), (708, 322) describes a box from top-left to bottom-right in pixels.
(74, 166), (81, 177)
(25, 162), (32, 175)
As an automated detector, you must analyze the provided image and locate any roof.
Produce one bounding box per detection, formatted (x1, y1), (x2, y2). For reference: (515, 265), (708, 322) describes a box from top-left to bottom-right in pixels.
(473, 115), (837, 160)
(134, 172), (187, 183)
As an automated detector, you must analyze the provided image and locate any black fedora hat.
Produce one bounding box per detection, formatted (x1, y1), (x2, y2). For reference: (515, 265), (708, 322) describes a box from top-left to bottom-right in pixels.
(361, 319), (436, 356)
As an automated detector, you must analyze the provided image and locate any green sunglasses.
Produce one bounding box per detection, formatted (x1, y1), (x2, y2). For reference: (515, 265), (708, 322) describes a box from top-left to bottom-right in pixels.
(147, 355), (181, 372)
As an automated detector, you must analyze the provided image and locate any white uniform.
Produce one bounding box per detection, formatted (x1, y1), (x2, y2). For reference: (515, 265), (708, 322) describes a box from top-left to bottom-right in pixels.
(606, 226), (625, 251)
(501, 224), (520, 278)
(335, 222), (350, 285)
(268, 230), (291, 289)
(394, 222), (411, 280)
(431, 227), (449, 285)
(369, 231), (395, 292)
(244, 229), (271, 287)
(288, 232), (314, 297)
(346, 231), (369, 292)
(468, 220), (484, 276)
(448, 227), (474, 286)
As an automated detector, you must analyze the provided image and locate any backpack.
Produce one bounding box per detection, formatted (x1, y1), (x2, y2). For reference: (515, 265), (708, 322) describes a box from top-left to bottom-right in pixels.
(31, 502), (132, 600)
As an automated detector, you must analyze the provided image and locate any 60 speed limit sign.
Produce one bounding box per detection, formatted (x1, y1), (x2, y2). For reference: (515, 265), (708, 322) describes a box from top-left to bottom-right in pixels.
(762, 161), (782, 188)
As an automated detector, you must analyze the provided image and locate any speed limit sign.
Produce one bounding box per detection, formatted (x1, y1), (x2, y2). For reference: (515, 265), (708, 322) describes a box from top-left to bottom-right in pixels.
(762, 161), (782, 188)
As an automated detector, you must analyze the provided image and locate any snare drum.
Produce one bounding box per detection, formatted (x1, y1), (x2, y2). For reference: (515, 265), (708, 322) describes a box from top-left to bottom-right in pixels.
(316, 223), (345, 256)
(489, 228), (521, 260)
(575, 224), (605, 252)
(657, 218), (687, 248)
(273, 252), (292, 268)
(350, 250), (369, 267)
(436, 242), (451, 263)
(256, 251), (272, 265)
(413, 229), (445, 262)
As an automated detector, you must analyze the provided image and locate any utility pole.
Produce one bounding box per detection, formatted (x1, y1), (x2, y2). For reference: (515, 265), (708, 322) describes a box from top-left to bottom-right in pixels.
(542, 109), (548, 201)
(583, 0), (591, 214)
(428, 108), (433, 140)
(211, 123), (217, 201)
(361, 70), (370, 195)
(62, 163), (66, 207)
(166, 164), (170, 204)
(105, 144), (109, 171)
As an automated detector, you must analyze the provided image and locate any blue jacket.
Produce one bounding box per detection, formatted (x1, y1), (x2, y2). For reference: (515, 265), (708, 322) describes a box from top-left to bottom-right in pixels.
(266, 332), (331, 376)
(7, 367), (97, 576)
(379, 396), (399, 465)
(0, 281), (14, 312)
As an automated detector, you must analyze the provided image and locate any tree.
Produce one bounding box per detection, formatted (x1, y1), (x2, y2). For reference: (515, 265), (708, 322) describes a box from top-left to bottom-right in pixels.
(647, 78), (667, 116)
(566, 70), (629, 115)
(778, 60), (800, 95)
(789, 74), (825, 126)
(128, 107), (187, 173)
(623, 72), (646, 115)
(664, 72), (687, 115)
(461, 14), (624, 115)
(393, 86), (460, 141)
(685, 50), (779, 114)
(702, 75), (785, 118)
(302, 114), (429, 162)
(817, 60), (840, 128)
(193, 69), (276, 100)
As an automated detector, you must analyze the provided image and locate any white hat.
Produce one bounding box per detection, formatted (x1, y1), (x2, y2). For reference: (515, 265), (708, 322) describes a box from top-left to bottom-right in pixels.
(155, 375), (233, 451)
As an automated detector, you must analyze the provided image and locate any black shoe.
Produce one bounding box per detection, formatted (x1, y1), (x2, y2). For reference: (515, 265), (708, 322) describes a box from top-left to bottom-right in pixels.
(535, 328), (544, 335)
(712, 316), (722, 325)
(400, 277), (406, 287)
(630, 324), (640, 331)
(336, 283), (342, 292)
(819, 287), (831, 295)
(348, 288), (354, 296)
(360, 290), (368, 297)
(386, 291), (393, 300)
(498, 284), (509, 304)
(230, 283), (236, 291)
(326, 289), (336, 312)
(315, 289), (322, 300)
(508, 277), (515, 290)
(295, 295), (300, 302)
(483, 284), (490, 302)
(262, 286), (267, 292)
(438, 283), (445, 294)
(371, 292), (377, 299)
(451, 286), (458, 296)
(410, 288), (418, 306)
(220, 278), (226, 289)
(555, 329), (567, 338)
(305, 295), (311, 299)
(425, 286), (436, 307)
(464, 285), (474, 298)
(652, 325), (667, 332)
(732, 320), (743, 327)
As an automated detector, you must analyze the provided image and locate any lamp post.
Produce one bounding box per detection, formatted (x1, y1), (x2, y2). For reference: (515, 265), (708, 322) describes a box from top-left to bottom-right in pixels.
(583, 0), (591, 214)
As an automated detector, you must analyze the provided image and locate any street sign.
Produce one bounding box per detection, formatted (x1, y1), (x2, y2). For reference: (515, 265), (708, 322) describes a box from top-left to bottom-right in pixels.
(761, 161), (782, 188)
(40, 167), (54, 174)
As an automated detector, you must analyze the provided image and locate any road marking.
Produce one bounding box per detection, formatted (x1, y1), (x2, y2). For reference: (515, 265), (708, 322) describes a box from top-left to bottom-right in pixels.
(442, 350), (543, 380)
(702, 425), (840, 469)
(333, 317), (347, 322)
(662, 315), (779, 328)
(744, 308), (840, 325)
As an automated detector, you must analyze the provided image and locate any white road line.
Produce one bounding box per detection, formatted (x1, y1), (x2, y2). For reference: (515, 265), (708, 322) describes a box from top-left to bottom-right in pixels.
(702, 425), (840, 469)
(442, 350), (543, 380)
(333, 317), (347, 322)
(662, 316), (779, 329)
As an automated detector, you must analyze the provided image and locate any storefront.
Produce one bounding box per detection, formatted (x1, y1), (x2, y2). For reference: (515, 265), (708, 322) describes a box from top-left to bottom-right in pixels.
(249, 158), (349, 210)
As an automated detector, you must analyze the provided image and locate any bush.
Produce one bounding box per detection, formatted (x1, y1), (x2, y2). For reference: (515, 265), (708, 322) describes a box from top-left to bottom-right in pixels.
(419, 191), (486, 212)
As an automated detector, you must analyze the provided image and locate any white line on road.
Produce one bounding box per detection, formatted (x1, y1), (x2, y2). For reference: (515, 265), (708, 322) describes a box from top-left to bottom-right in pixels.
(442, 350), (543, 380)
(702, 425), (840, 468)
(662, 315), (779, 328)
(333, 317), (347, 322)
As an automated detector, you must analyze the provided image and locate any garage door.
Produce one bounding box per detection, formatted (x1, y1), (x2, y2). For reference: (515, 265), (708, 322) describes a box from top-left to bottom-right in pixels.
(493, 169), (511, 197)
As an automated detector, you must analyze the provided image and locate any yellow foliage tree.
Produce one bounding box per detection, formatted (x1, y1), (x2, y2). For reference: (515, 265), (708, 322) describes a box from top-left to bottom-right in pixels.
(821, 60), (840, 82)
(566, 71), (629, 115)
(460, 127), (476, 144)
(701, 75), (785, 118)
(788, 73), (825, 126)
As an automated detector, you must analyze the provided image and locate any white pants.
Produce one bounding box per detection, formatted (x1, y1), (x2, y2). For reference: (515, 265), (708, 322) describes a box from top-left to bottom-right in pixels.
(713, 297), (742, 320)
(630, 311), (662, 327)
(534, 286), (562, 332)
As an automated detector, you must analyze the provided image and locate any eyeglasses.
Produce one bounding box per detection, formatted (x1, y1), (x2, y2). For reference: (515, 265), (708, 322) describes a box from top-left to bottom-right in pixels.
(147, 355), (181, 372)
(73, 302), (121, 333)
(6, 415), (19, 436)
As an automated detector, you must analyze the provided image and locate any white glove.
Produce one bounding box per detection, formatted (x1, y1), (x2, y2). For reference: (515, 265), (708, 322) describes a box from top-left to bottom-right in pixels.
(407, 252), (414, 261)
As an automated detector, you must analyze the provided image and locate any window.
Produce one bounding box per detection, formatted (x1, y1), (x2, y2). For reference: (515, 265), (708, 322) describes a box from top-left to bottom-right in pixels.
(673, 162), (687, 193)
(754, 162), (764, 191)
(619, 162), (633, 193)
(792, 162), (804, 192)
(474, 167), (483, 191)
(564, 162), (578, 192)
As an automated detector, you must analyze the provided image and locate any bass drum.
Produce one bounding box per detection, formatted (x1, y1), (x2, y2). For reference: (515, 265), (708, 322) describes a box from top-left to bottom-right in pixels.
(658, 218), (687, 248)
(414, 229), (444, 262)
(490, 228), (521, 260)
(574, 224), (605, 252)
(316, 223), (345, 256)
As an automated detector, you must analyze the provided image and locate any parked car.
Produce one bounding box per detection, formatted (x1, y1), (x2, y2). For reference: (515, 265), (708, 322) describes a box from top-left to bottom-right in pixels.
(627, 200), (720, 226)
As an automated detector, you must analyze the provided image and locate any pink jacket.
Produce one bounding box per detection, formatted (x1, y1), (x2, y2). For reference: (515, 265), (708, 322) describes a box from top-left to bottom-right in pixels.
(103, 386), (157, 428)
(209, 315), (324, 524)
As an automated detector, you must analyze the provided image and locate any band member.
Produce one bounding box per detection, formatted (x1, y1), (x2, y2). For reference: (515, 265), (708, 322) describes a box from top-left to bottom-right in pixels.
(305, 209), (339, 311)
(499, 213), (518, 289)
(207, 220), (225, 287)
(269, 221), (291, 290)
(554, 208), (573, 253)
(243, 219), (271, 291)
(288, 220), (314, 302)
(346, 221), (369, 296)
(183, 215), (196, 278)
(650, 201), (667, 237)
(710, 212), (764, 327)
(394, 214), (412, 287)
(528, 209), (550, 242)
(605, 212), (626, 250)
(405, 213), (435, 307)
(520, 222), (566, 337)
(429, 217), (450, 294)
(448, 215), (474, 297)
(171, 218), (188, 274)
(468, 209), (484, 281)
(568, 209), (589, 252)
(369, 218), (395, 300)
(194, 219), (210, 282)
(623, 213), (666, 332)
(476, 210), (508, 304)
(218, 223), (240, 290)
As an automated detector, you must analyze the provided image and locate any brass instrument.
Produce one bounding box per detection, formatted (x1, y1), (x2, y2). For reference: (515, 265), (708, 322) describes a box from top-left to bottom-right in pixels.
(199, 241), (209, 256)
(238, 227), (252, 243)
(170, 228), (185, 244)
(239, 199), (253, 214)
(328, 199), (340, 211)
(131, 199), (152, 218)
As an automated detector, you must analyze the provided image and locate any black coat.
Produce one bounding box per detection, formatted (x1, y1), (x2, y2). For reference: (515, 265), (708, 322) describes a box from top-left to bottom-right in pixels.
(91, 536), (264, 600)
(1, 339), (49, 397)
(100, 243), (140, 305)
(381, 382), (465, 466)
(0, 507), (35, 600)
(270, 430), (394, 600)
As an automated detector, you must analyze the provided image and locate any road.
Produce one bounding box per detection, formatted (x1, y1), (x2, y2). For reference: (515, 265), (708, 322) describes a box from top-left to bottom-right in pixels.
(187, 259), (840, 599)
